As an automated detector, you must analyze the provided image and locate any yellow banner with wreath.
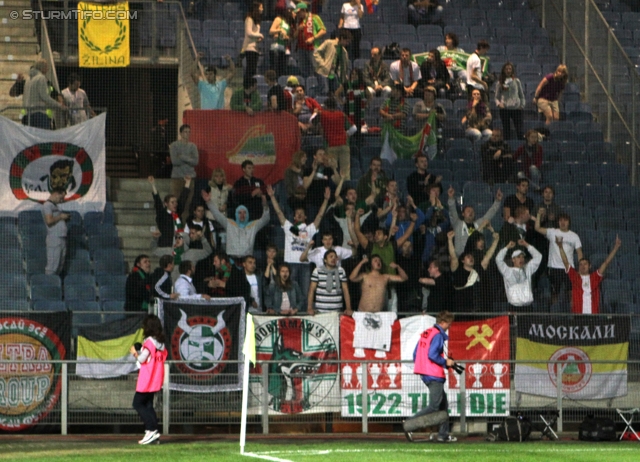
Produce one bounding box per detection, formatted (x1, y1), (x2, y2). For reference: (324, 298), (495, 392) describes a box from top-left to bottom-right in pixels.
(78, 2), (130, 68)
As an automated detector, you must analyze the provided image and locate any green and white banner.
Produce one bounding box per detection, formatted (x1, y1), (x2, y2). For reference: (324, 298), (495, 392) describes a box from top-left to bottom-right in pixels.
(249, 313), (340, 415)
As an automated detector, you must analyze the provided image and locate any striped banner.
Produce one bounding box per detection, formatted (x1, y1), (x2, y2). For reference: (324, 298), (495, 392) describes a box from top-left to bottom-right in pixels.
(515, 315), (629, 399)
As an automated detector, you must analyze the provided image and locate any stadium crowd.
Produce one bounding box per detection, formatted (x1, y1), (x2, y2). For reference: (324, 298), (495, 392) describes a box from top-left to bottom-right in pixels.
(19, 0), (630, 318)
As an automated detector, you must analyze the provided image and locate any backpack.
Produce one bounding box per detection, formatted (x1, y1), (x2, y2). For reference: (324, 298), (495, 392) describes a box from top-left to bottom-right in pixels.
(382, 43), (401, 60)
(493, 416), (532, 442)
(579, 416), (617, 442)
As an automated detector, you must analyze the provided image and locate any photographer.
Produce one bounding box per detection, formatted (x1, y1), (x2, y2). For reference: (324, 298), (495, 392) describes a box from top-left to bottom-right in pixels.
(404, 310), (458, 443)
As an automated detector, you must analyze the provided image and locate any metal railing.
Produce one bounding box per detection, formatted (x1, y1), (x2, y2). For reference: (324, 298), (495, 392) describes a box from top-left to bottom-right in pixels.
(4, 357), (638, 435)
(534, 0), (639, 185)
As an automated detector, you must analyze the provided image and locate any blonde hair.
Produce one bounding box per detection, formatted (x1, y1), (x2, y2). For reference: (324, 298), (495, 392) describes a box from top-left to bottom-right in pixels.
(209, 167), (226, 186)
(555, 64), (568, 83)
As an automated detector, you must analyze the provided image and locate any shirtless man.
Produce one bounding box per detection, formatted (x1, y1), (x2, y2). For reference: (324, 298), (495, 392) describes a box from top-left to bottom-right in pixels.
(349, 255), (408, 312)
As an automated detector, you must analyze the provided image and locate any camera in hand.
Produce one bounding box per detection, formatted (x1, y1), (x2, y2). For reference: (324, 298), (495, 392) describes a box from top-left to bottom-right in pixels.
(134, 342), (142, 354)
(451, 363), (465, 375)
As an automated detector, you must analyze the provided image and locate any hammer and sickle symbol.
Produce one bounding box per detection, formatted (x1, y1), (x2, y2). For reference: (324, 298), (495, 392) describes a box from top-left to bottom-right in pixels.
(465, 324), (495, 351)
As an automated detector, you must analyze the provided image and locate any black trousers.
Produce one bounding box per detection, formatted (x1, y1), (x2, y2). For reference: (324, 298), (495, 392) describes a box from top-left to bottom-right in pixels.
(244, 51), (260, 79)
(133, 391), (158, 432)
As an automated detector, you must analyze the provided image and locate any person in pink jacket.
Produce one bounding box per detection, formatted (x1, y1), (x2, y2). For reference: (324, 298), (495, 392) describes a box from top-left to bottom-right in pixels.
(406, 310), (457, 443)
(130, 315), (168, 445)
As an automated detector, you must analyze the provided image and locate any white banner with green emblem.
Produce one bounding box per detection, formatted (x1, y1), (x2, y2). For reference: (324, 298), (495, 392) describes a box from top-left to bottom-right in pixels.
(0, 114), (106, 215)
(248, 313), (340, 415)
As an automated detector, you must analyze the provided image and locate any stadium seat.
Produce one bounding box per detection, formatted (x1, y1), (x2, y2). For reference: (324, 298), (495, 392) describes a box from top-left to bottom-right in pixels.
(33, 300), (67, 312)
(30, 285), (63, 302)
(99, 284), (126, 302)
(30, 274), (61, 287)
(65, 284), (97, 302)
(68, 301), (102, 326)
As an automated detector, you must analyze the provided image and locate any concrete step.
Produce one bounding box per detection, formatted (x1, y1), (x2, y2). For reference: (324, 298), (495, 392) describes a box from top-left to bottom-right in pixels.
(0, 42), (39, 54)
(111, 177), (172, 192)
(116, 224), (158, 238)
(0, 0), (34, 7)
(120, 236), (155, 250)
(0, 35), (36, 43)
(2, 25), (36, 35)
(0, 53), (39, 63)
(111, 200), (154, 210)
(114, 210), (156, 226)
(110, 190), (157, 203)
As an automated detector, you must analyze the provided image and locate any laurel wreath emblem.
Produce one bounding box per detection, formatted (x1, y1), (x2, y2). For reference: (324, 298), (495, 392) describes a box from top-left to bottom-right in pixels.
(79, 16), (127, 54)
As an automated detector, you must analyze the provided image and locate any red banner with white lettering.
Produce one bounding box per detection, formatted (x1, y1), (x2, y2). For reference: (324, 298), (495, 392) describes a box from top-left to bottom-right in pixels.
(183, 110), (301, 185)
(447, 316), (511, 390)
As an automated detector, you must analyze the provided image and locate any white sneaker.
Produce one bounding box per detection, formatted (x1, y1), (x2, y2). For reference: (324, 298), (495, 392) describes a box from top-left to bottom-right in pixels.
(139, 430), (158, 445)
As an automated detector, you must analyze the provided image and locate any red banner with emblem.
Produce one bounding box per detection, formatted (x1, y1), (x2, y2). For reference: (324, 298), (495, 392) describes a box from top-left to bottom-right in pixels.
(447, 316), (511, 390)
(182, 110), (301, 184)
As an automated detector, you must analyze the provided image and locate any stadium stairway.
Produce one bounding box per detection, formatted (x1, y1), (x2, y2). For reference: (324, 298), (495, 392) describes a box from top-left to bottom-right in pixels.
(110, 177), (162, 268)
(0, 0), (40, 123)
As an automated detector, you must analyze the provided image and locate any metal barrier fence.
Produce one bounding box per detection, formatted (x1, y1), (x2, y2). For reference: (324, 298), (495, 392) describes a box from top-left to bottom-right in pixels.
(3, 355), (639, 435)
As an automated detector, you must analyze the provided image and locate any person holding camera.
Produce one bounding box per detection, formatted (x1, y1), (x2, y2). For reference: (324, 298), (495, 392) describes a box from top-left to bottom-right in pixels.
(130, 315), (167, 445)
(404, 310), (458, 443)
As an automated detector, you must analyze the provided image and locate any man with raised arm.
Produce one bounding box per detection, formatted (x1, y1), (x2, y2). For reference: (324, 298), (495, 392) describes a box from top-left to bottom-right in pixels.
(556, 235), (621, 314)
(267, 184), (330, 309)
(349, 255), (408, 313)
(496, 239), (542, 310)
(201, 189), (270, 261)
(447, 185), (503, 256)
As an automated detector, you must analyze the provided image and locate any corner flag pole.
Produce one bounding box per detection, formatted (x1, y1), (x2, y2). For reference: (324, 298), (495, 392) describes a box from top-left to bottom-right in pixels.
(240, 313), (256, 454)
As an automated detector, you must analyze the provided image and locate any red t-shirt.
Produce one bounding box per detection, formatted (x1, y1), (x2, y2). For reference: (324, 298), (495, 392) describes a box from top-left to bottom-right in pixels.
(320, 110), (348, 147)
(567, 267), (603, 314)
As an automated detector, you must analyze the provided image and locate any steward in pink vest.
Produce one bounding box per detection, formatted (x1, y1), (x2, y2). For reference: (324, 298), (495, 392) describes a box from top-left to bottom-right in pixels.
(413, 323), (448, 382)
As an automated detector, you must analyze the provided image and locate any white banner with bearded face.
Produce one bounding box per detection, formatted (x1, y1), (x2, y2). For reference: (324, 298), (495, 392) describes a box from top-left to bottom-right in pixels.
(0, 114), (106, 215)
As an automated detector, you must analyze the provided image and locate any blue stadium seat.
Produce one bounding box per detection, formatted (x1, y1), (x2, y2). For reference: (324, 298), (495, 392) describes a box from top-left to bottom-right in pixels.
(582, 185), (611, 208)
(602, 280), (633, 311)
(97, 274), (127, 288)
(68, 301), (102, 326)
(599, 164), (629, 186)
(65, 284), (97, 302)
(30, 285), (62, 302)
(33, 300), (67, 312)
(0, 299), (30, 311)
(30, 274), (61, 287)
(99, 284), (126, 302)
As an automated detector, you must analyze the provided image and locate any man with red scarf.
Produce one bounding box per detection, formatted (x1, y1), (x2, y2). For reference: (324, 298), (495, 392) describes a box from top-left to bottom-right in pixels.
(404, 310), (457, 443)
(294, 2), (326, 78)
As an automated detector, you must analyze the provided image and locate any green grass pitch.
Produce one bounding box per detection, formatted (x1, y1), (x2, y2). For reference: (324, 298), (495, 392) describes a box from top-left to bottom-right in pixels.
(0, 438), (638, 462)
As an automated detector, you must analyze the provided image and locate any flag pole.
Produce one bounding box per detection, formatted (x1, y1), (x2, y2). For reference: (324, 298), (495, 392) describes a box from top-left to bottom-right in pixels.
(240, 313), (255, 455)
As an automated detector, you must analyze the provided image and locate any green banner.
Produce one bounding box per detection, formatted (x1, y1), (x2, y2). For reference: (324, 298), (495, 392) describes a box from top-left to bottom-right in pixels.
(414, 50), (489, 76)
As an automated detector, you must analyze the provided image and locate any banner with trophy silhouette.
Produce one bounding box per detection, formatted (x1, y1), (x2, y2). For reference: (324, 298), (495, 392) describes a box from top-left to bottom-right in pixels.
(248, 313), (340, 415)
(160, 298), (245, 393)
(515, 315), (629, 399)
(340, 314), (437, 417)
(447, 316), (511, 417)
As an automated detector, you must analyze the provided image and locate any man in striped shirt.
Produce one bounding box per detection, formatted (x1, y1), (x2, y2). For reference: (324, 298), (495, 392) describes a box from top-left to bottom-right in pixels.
(307, 250), (353, 316)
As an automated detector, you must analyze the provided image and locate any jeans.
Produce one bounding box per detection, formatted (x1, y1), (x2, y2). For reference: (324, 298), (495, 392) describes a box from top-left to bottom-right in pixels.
(289, 262), (311, 311)
(297, 49), (314, 77)
(414, 379), (449, 438)
(133, 391), (159, 432)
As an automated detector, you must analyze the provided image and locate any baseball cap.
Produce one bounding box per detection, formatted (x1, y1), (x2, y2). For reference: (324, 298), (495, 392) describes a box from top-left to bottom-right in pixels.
(294, 2), (308, 12)
(511, 250), (524, 258)
(287, 75), (300, 86)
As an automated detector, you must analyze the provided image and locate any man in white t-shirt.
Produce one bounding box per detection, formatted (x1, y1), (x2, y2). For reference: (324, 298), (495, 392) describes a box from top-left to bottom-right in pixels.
(300, 231), (353, 268)
(466, 40), (490, 100)
(535, 210), (583, 305)
(267, 184), (331, 310)
(242, 255), (264, 314)
(389, 48), (422, 97)
(62, 73), (95, 126)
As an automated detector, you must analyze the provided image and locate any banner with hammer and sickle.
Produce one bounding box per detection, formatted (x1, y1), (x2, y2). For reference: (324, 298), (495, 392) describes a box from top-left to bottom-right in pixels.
(447, 316), (511, 390)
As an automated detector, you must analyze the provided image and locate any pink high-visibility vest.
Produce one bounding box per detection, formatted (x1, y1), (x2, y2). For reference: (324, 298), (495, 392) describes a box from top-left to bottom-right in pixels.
(413, 327), (445, 378)
(136, 338), (168, 393)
